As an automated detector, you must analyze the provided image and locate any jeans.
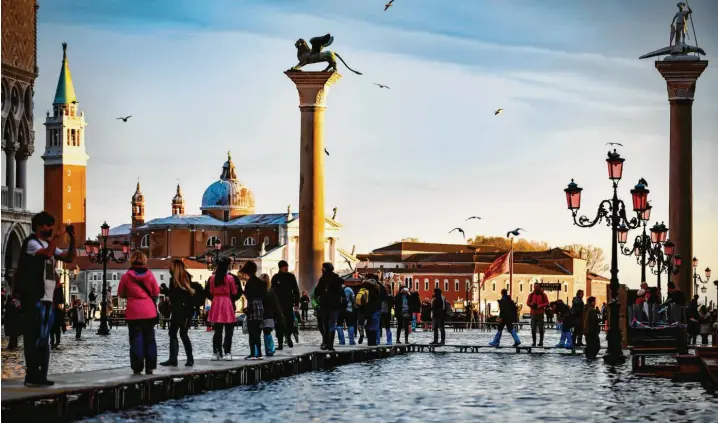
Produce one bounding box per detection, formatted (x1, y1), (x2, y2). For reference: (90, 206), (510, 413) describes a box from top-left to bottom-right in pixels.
(128, 318), (157, 373)
(213, 323), (234, 355)
(248, 320), (263, 357)
(169, 317), (193, 361)
(321, 309), (340, 348)
(23, 301), (54, 382)
(75, 325), (83, 339)
(366, 310), (381, 346)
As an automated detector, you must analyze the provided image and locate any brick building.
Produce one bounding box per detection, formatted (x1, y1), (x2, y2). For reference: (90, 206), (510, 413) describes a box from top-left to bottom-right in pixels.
(356, 242), (607, 316)
(106, 153), (343, 280)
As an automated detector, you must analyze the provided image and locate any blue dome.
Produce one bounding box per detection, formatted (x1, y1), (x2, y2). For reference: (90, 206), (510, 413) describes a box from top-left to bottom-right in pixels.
(200, 152), (255, 215)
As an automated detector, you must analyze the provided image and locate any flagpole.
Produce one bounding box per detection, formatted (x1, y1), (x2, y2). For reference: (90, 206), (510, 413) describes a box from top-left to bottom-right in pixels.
(509, 238), (514, 297)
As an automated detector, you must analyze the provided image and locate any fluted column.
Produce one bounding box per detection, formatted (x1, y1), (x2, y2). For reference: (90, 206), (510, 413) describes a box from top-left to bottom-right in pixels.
(5, 145), (17, 209)
(285, 71), (341, 293)
(655, 59), (708, 297)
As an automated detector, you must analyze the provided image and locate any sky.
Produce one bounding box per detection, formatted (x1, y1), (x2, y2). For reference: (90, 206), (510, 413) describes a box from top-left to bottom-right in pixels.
(11, 0), (718, 298)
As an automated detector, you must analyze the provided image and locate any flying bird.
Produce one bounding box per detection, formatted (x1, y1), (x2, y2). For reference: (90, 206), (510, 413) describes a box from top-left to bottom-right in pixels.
(324, 148), (330, 156)
(449, 227), (466, 240)
(506, 228), (526, 238)
(466, 216), (482, 221)
(373, 83), (390, 89)
(494, 108), (503, 115)
(71, 100), (78, 104)
(606, 142), (623, 147)
(638, 177), (648, 187)
(117, 115), (132, 122)
(384, 0), (394, 11)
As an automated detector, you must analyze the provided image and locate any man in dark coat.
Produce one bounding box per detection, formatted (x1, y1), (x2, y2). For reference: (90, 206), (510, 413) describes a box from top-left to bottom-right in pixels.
(271, 260), (300, 349)
(315, 262), (343, 351)
(430, 288), (446, 345)
(571, 290), (585, 346)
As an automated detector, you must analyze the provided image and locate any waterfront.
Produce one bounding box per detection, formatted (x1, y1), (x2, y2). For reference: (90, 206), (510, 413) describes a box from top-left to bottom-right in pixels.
(84, 351), (718, 423)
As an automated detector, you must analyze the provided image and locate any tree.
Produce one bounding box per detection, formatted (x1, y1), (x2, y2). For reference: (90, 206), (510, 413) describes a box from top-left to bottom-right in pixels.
(468, 236), (549, 252)
(394, 237), (421, 243)
(561, 244), (609, 275)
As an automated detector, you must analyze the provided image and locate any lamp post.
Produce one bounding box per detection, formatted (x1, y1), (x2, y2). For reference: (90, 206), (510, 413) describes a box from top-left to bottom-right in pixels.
(58, 264), (80, 303)
(619, 204), (654, 283)
(85, 222), (130, 336)
(713, 279), (718, 309)
(203, 239), (236, 271)
(691, 257), (711, 303)
(645, 238), (681, 298)
(563, 149), (649, 365)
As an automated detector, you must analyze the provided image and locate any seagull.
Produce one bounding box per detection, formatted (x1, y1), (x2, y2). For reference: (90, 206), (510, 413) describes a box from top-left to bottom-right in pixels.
(373, 83), (390, 89)
(71, 100), (78, 104)
(449, 228), (466, 240)
(324, 148), (330, 156)
(506, 228), (525, 238)
(638, 177), (648, 187)
(606, 142), (623, 147)
(466, 216), (482, 221)
(117, 115), (132, 122)
(494, 108), (503, 116)
(384, 0), (394, 11)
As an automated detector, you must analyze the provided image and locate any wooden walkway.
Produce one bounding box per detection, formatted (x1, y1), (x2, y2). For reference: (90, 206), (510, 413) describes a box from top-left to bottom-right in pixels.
(408, 343), (591, 354)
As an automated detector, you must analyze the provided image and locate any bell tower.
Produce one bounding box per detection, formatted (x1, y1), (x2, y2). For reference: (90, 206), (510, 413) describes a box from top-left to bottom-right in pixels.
(171, 182), (184, 216)
(131, 182), (145, 228)
(42, 42), (88, 247)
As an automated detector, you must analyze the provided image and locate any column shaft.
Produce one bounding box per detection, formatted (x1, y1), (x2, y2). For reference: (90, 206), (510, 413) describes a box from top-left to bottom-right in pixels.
(16, 157), (27, 209)
(5, 149), (16, 208)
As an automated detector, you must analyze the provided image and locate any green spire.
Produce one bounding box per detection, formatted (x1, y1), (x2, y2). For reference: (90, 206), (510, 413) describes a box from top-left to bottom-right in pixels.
(53, 42), (77, 105)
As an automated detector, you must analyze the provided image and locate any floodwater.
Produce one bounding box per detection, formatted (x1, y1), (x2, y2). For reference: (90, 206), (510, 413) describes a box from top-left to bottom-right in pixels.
(4, 326), (715, 423)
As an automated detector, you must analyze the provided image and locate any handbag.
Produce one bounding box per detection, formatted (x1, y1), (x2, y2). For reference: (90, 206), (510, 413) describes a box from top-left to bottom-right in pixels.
(131, 278), (159, 324)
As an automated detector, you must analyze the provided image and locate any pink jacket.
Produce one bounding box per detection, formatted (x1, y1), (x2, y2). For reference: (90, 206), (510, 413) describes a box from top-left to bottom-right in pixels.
(117, 267), (160, 320)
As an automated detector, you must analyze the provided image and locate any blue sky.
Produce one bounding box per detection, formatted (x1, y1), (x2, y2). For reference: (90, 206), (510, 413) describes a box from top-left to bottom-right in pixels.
(15, 0), (718, 295)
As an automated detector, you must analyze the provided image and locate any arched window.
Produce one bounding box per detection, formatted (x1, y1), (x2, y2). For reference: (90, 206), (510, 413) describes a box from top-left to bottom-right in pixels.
(520, 283), (524, 292)
(415, 281), (420, 291)
(444, 279), (449, 292)
(564, 283), (568, 292)
(263, 236), (270, 246)
(244, 237), (257, 246)
(434, 279), (439, 289)
(466, 280), (470, 292)
(231, 237), (237, 246)
(424, 279), (429, 291)
(492, 282), (496, 292)
(506, 282), (510, 291)
(140, 234), (150, 248)
(206, 236), (220, 247)
(454, 279), (460, 292)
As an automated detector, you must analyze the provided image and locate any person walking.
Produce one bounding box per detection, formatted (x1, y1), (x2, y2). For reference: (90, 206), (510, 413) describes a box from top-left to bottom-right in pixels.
(271, 260), (299, 349)
(355, 283), (370, 343)
(571, 290), (585, 346)
(261, 273), (283, 357)
(527, 285), (549, 347)
(88, 288), (97, 322)
(50, 278), (65, 350)
(554, 299), (573, 349)
(70, 299), (86, 339)
(378, 283), (393, 345)
(430, 288), (447, 345)
(337, 282), (356, 345)
(242, 261), (266, 360)
(207, 257), (238, 361)
(299, 290), (310, 323)
(488, 289), (521, 347)
(584, 296), (601, 359)
(117, 250), (160, 375)
(698, 306), (712, 345)
(159, 259), (199, 367)
(315, 263), (344, 351)
(394, 287), (411, 344)
(13, 212), (77, 387)
(363, 277), (382, 346)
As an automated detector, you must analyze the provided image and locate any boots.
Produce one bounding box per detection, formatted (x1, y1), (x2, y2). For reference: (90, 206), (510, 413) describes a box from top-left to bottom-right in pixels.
(510, 329), (521, 347)
(532, 332), (537, 347)
(555, 332), (566, 348)
(184, 341), (194, 366)
(160, 338), (179, 366)
(538, 332), (544, 347)
(264, 332), (275, 356)
(326, 331), (336, 351)
(564, 332), (573, 349)
(488, 330), (502, 347)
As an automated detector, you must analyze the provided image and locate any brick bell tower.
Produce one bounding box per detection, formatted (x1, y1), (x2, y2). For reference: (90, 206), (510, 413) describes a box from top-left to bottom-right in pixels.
(42, 43), (88, 247)
(131, 181), (145, 228)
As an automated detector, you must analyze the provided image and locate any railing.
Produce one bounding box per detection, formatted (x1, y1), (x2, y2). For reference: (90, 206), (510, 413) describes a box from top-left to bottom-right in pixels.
(1, 186), (25, 210)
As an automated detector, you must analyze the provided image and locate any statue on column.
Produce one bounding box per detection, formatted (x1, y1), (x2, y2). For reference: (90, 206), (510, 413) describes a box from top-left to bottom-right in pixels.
(289, 33), (363, 75)
(639, 2), (706, 59)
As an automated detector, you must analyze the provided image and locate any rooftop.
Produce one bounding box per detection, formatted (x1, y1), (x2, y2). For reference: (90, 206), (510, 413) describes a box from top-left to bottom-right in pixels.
(72, 256), (207, 271)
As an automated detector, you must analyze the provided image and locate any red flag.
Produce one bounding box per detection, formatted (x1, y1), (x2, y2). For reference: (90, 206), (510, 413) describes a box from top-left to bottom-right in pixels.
(481, 252), (512, 287)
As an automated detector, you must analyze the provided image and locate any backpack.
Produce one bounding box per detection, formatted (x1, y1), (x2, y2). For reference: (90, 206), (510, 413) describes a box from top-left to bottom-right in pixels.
(443, 297), (452, 316)
(355, 287), (369, 308)
(190, 281), (205, 307)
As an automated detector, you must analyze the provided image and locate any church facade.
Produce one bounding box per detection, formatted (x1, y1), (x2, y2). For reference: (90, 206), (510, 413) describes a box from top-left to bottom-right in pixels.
(107, 153), (343, 280)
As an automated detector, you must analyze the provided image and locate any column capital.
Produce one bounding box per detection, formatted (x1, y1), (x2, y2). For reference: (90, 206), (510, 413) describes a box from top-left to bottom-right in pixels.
(655, 60), (709, 101)
(285, 71), (342, 108)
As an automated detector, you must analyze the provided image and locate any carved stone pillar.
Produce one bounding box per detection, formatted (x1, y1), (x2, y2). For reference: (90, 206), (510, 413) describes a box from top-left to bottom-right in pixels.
(655, 59), (708, 297)
(285, 71), (341, 292)
(16, 145), (33, 210)
(4, 144), (17, 208)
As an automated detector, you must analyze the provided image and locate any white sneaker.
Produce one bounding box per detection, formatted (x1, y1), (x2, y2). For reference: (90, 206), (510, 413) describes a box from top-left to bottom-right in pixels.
(223, 354), (233, 361)
(211, 354), (220, 361)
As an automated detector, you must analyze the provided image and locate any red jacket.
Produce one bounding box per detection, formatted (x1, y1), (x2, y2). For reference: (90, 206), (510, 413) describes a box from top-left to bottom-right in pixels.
(527, 291), (549, 315)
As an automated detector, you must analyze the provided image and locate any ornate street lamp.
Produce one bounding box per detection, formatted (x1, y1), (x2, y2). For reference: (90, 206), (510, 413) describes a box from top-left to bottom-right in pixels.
(691, 257), (710, 301)
(563, 149), (647, 365)
(85, 222), (130, 336)
(204, 239), (236, 271)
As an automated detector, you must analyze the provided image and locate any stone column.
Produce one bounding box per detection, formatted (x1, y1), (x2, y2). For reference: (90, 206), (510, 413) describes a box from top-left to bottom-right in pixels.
(16, 150), (29, 210)
(285, 71), (342, 292)
(5, 146), (17, 209)
(655, 58), (708, 297)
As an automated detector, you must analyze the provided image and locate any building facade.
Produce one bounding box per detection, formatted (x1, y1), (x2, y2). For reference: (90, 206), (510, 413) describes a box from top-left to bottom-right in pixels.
(357, 242), (605, 315)
(106, 153), (343, 281)
(1, 0), (39, 285)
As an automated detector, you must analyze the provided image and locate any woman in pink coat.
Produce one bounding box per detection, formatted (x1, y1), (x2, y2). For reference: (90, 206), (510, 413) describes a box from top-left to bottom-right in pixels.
(207, 257), (240, 360)
(117, 251), (160, 375)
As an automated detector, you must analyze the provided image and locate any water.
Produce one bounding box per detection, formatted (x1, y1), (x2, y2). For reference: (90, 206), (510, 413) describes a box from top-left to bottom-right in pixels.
(4, 327), (714, 423)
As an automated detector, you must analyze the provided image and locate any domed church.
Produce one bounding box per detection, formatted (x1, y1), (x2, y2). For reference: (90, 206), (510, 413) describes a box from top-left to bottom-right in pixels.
(107, 152), (342, 277)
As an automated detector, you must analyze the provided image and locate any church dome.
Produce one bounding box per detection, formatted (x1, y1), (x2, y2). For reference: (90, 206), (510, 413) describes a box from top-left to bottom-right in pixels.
(200, 152), (255, 217)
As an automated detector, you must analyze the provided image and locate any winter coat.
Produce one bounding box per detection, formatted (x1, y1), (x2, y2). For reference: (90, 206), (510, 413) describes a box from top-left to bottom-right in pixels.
(316, 271), (344, 311)
(584, 307), (600, 335)
(393, 291), (411, 319)
(271, 271), (300, 309)
(160, 272), (196, 320)
(207, 274), (238, 324)
(117, 267), (160, 321)
(498, 295), (518, 325)
(409, 292), (421, 314)
(263, 288), (285, 326)
(527, 291), (549, 315)
(420, 302), (432, 322)
(698, 311), (712, 335)
(300, 294), (310, 311)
